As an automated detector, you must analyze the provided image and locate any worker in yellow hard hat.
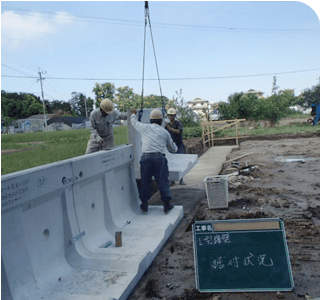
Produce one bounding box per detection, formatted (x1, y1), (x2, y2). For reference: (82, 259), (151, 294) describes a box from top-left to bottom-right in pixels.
(130, 107), (178, 214)
(165, 107), (186, 185)
(85, 98), (127, 154)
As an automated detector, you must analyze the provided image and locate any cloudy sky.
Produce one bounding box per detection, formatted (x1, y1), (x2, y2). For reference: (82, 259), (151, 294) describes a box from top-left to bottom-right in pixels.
(1, 1), (320, 105)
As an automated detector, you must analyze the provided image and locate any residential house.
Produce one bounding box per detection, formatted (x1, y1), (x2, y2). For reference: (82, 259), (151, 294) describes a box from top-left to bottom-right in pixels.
(244, 89), (264, 98)
(187, 97), (210, 117)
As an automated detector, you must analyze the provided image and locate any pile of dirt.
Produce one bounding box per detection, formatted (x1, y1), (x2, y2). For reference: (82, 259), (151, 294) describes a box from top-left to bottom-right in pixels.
(128, 135), (320, 300)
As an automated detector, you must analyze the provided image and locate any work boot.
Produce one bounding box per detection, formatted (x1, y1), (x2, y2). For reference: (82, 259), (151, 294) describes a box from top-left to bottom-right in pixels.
(140, 203), (148, 213)
(164, 204), (174, 214)
(179, 179), (186, 185)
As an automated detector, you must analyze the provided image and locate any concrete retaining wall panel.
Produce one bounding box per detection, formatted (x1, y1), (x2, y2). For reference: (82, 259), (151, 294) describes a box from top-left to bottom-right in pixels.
(2, 144), (183, 300)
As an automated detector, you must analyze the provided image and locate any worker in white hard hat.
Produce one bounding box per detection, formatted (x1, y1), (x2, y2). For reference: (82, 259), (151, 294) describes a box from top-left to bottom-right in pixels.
(85, 98), (127, 154)
(165, 107), (186, 185)
(130, 107), (178, 214)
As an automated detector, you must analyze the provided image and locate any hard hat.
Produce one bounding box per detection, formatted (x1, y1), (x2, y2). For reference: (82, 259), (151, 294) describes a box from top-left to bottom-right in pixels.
(100, 98), (114, 114)
(167, 108), (177, 115)
(150, 109), (163, 120)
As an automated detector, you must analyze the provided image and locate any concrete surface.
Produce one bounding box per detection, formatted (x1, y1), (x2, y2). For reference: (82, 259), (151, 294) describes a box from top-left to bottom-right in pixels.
(172, 145), (238, 190)
(1, 145), (183, 300)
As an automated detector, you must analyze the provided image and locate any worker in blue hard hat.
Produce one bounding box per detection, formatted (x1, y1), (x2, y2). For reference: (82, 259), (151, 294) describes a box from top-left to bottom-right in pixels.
(130, 107), (178, 214)
(85, 98), (127, 154)
(165, 107), (186, 185)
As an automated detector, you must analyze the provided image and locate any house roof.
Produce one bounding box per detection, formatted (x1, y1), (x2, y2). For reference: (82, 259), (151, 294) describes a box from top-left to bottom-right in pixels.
(47, 116), (87, 127)
(187, 97), (209, 103)
(24, 114), (56, 120)
(245, 89), (264, 94)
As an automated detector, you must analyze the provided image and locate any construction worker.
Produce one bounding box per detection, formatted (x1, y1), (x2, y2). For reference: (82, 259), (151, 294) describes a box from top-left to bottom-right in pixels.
(85, 98), (127, 154)
(165, 107), (186, 185)
(130, 107), (178, 214)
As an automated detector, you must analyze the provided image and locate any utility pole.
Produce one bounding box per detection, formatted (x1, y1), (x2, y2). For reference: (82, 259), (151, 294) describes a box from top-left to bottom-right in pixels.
(38, 69), (48, 131)
(83, 93), (88, 118)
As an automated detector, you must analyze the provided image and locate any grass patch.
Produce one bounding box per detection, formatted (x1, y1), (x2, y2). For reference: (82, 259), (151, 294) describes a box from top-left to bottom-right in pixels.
(219, 123), (319, 137)
(1, 127), (129, 175)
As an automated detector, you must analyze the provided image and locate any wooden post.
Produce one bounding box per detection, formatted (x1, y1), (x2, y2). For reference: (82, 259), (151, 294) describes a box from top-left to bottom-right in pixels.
(202, 123), (205, 147)
(236, 121), (239, 146)
(207, 121), (210, 147)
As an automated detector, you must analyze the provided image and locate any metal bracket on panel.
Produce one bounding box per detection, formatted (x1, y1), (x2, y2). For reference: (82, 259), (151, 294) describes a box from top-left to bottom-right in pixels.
(70, 231), (85, 244)
(62, 176), (78, 185)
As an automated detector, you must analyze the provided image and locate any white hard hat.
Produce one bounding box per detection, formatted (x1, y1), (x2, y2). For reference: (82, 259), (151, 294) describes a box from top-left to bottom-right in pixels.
(150, 109), (163, 120)
(100, 98), (114, 114)
(167, 108), (177, 115)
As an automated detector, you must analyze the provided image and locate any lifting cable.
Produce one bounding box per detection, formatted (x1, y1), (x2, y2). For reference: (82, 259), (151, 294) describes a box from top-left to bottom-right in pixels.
(139, 1), (165, 121)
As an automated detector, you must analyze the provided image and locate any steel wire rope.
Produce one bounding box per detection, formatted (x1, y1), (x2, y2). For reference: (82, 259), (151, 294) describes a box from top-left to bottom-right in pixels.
(138, 1), (165, 121)
(146, 2), (165, 115)
(139, 1), (148, 121)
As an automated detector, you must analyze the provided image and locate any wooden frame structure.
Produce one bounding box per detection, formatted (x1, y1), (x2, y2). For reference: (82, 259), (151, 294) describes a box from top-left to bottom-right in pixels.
(201, 119), (246, 147)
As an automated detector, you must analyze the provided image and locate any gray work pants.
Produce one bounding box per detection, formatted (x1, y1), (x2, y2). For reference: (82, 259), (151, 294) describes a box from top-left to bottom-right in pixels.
(85, 135), (115, 154)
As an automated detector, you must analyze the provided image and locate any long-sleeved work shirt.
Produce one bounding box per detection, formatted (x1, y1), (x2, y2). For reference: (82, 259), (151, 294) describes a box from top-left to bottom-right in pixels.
(131, 114), (178, 154)
(89, 108), (127, 140)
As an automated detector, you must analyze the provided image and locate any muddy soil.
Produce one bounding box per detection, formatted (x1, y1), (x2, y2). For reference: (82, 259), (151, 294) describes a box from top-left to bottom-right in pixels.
(128, 134), (320, 300)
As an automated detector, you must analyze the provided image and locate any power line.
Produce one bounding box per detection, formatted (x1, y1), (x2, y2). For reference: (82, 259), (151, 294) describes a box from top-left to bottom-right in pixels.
(1, 6), (319, 34)
(1, 63), (35, 77)
(2, 68), (320, 81)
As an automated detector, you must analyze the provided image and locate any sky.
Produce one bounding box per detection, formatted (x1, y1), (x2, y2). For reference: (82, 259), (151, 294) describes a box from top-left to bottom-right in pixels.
(1, 1), (320, 106)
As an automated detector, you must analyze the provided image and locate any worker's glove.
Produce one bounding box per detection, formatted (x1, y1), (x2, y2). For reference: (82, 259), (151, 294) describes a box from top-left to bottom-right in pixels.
(97, 137), (104, 145)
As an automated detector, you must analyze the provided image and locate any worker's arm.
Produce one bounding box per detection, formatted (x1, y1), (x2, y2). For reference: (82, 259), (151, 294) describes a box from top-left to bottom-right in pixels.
(166, 133), (178, 153)
(130, 113), (148, 133)
(165, 124), (181, 135)
(114, 110), (128, 120)
(90, 111), (104, 144)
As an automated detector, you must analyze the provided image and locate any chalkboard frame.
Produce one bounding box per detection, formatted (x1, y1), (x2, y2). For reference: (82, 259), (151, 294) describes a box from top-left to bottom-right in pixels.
(192, 218), (294, 292)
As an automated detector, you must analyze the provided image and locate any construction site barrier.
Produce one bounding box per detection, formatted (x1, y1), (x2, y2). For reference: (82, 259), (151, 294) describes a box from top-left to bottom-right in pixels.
(128, 109), (198, 181)
(1, 144), (183, 300)
(201, 119), (247, 147)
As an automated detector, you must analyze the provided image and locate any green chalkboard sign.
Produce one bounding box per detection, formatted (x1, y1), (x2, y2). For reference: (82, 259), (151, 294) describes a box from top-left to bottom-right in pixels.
(192, 218), (294, 292)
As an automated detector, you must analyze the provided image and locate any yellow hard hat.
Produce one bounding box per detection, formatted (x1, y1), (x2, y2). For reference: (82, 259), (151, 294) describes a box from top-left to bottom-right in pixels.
(167, 108), (177, 115)
(100, 98), (114, 114)
(150, 109), (163, 120)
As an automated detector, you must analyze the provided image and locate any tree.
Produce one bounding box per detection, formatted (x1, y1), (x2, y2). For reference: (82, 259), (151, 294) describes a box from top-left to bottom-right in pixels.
(143, 94), (169, 109)
(1, 91), (44, 120)
(114, 86), (139, 112)
(219, 89), (297, 125)
(168, 89), (200, 127)
(69, 92), (94, 116)
(92, 82), (115, 107)
(219, 92), (245, 120)
(271, 76), (279, 95)
(297, 80), (320, 109)
(49, 100), (73, 116)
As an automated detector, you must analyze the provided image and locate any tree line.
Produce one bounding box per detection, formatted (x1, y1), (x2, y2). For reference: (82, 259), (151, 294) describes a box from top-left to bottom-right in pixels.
(1, 77), (319, 127)
(1, 82), (171, 126)
(218, 77), (320, 125)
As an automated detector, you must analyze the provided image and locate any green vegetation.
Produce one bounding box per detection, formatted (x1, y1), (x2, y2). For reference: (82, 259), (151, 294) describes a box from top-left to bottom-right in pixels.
(216, 122), (319, 138)
(1, 127), (128, 175)
(183, 126), (202, 139)
(219, 89), (298, 125)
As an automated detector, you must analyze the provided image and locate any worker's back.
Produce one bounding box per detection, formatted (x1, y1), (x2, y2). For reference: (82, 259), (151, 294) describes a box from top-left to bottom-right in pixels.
(131, 114), (177, 154)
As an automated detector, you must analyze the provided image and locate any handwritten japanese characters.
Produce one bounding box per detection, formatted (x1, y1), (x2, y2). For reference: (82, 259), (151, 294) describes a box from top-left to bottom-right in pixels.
(210, 253), (274, 271)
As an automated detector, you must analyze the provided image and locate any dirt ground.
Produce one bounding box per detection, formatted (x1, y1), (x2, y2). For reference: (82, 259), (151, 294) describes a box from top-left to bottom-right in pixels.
(128, 133), (320, 300)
